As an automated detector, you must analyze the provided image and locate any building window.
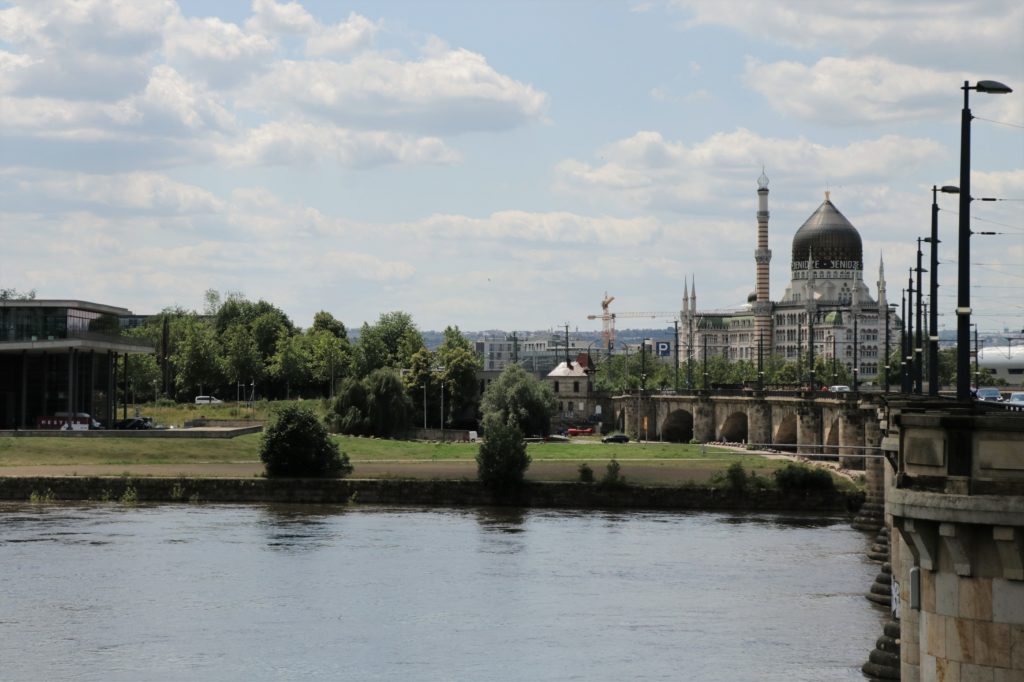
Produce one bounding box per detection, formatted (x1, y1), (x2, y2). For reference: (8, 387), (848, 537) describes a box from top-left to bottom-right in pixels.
(553, 381), (559, 393)
(573, 381), (579, 393)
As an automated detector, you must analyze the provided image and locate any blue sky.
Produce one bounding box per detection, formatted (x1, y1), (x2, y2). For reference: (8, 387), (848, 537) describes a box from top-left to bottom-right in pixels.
(1, 0), (1021, 334)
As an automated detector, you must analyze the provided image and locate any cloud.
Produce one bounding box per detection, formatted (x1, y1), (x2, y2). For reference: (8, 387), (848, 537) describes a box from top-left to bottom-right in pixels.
(241, 48), (548, 133)
(246, 0), (317, 36)
(319, 251), (415, 282)
(6, 171), (224, 215)
(408, 210), (660, 245)
(555, 128), (945, 211)
(305, 12), (379, 57)
(668, 0), (1023, 68)
(744, 56), (1021, 126)
(163, 14), (276, 86)
(220, 121), (458, 168)
(0, 0), (175, 100)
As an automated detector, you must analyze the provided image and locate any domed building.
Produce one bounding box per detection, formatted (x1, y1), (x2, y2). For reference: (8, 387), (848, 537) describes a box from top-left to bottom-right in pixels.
(678, 175), (894, 387)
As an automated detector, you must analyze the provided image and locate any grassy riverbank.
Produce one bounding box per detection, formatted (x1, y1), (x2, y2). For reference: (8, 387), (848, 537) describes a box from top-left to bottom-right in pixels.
(0, 433), (822, 487)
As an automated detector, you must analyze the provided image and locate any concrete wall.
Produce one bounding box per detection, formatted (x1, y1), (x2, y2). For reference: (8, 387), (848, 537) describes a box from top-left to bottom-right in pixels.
(0, 476), (863, 512)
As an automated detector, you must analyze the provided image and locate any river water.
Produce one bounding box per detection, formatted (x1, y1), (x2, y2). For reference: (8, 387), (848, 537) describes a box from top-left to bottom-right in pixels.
(0, 504), (885, 681)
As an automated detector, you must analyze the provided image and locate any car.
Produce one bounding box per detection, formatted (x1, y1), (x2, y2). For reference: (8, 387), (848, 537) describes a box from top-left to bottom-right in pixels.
(1008, 392), (1024, 405)
(114, 417), (152, 430)
(975, 387), (1003, 402)
(194, 396), (223, 405)
(566, 427), (594, 436)
(601, 434), (629, 444)
(829, 385), (851, 393)
(54, 411), (102, 429)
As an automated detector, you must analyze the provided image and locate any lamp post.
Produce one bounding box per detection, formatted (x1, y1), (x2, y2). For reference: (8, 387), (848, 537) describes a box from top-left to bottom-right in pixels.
(915, 238), (925, 394)
(884, 303), (897, 393)
(853, 314), (860, 393)
(956, 79), (1013, 400)
(926, 185), (960, 395)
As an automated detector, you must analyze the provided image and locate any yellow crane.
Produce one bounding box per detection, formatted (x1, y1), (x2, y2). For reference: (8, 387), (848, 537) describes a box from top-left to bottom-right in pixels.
(587, 293), (677, 351)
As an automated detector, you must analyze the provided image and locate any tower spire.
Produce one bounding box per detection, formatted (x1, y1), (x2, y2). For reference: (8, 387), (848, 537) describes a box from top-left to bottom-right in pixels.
(682, 278), (689, 316)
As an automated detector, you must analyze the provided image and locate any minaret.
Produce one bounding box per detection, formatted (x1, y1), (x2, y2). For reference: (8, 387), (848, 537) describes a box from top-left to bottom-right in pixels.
(682, 278), (689, 318)
(690, 275), (697, 313)
(754, 168), (773, 348)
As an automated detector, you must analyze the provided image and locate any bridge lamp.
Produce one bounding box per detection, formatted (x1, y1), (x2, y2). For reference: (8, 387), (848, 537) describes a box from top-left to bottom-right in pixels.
(956, 79), (1012, 401)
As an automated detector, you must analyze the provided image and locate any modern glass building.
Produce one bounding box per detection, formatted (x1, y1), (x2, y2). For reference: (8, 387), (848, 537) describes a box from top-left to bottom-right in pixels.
(0, 300), (154, 429)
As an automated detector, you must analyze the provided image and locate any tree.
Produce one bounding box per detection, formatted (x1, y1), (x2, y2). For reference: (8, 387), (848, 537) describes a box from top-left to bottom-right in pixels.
(311, 311), (347, 340)
(480, 364), (557, 437)
(260, 404), (351, 478)
(268, 329), (311, 399)
(172, 315), (223, 397)
(476, 418), (530, 491)
(436, 328), (483, 426)
(308, 329), (350, 397)
(220, 323), (264, 393)
(356, 311), (424, 374)
(0, 288), (36, 300)
(328, 368), (412, 438)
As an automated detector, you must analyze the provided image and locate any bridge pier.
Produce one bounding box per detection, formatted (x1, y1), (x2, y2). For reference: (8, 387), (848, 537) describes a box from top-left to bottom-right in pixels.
(747, 400), (772, 447)
(839, 410), (866, 469)
(797, 404), (822, 456)
(693, 398), (715, 443)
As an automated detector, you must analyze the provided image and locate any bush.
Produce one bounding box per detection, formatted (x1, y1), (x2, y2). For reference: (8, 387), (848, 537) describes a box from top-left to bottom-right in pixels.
(724, 461), (748, 493)
(476, 419), (530, 490)
(578, 462), (595, 483)
(261, 404), (352, 478)
(600, 458), (626, 488)
(773, 463), (835, 494)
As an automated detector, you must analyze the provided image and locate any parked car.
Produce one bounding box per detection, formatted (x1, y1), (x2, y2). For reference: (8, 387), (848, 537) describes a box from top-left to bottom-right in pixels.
(601, 434), (629, 444)
(194, 396), (223, 405)
(114, 417), (152, 430)
(567, 427), (594, 436)
(975, 387), (1003, 402)
(1008, 392), (1024, 405)
(829, 385), (851, 393)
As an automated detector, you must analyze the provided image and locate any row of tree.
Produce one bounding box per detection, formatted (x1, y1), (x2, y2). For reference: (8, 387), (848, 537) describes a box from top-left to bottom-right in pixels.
(126, 292), (481, 427)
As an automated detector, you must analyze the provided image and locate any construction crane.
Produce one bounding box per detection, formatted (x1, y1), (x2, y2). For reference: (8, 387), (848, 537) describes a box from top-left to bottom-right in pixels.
(587, 293), (678, 352)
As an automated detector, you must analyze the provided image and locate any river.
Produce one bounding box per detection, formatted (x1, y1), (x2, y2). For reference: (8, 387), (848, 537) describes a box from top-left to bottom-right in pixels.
(0, 503), (885, 681)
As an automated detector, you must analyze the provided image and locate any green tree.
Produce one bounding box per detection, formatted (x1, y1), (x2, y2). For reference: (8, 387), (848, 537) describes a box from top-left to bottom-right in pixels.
(356, 311), (424, 374)
(311, 311), (347, 340)
(172, 315), (223, 397)
(268, 329), (311, 399)
(481, 364), (557, 437)
(436, 327), (483, 426)
(476, 418), (530, 491)
(260, 404), (351, 478)
(308, 329), (350, 397)
(328, 368), (412, 438)
(220, 323), (264, 393)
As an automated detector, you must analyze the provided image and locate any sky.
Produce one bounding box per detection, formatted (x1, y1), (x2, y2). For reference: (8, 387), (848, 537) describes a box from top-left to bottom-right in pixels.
(1, 0), (1022, 335)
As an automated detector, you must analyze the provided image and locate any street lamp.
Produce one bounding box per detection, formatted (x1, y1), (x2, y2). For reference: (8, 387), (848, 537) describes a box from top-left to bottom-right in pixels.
(914, 238), (925, 394)
(956, 79), (1012, 401)
(925, 185), (960, 395)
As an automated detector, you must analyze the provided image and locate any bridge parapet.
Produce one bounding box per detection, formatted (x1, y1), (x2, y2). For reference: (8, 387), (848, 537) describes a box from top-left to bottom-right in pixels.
(884, 398), (1024, 680)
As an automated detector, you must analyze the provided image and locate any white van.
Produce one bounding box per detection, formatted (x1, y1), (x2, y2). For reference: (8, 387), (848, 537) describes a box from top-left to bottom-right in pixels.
(194, 396), (223, 405)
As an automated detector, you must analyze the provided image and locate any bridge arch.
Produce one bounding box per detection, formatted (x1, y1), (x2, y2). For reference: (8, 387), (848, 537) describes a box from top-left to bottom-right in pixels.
(774, 413), (797, 452)
(661, 409), (694, 443)
(718, 411), (748, 443)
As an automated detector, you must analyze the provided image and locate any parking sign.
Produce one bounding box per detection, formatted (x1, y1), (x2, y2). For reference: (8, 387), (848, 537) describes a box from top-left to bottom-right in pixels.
(655, 341), (671, 357)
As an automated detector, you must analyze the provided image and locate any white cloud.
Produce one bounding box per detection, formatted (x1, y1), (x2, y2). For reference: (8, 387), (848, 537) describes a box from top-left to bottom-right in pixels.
(409, 210), (660, 245)
(246, 0), (317, 36)
(12, 171), (224, 215)
(669, 0), (1023, 67)
(221, 120), (458, 168)
(555, 129), (945, 211)
(164, 14), (276, 86)
(320, 251), (415, 282)
(305, 12), (379, 57)
(241, 48), (548, 133)
(744, 56), (1021, 126)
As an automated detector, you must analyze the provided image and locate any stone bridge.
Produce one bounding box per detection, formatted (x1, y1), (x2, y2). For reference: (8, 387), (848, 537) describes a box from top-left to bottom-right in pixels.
(613, 392), (881, 455)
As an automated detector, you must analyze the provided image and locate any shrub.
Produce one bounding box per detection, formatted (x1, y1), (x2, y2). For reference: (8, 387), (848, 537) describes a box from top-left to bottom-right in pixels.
(724, 461), (749, 494)
(261, 404), (352, 478)
(578, 462), (595, 483)
(476, 419), (530, 491)
(600, 458), (626, 488)
(773, 463), (835, 494)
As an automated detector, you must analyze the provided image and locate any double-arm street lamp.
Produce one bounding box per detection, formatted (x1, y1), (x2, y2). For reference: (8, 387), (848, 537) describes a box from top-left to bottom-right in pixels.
(925, 185), (960, 395)
(956, 79), (1012, 400)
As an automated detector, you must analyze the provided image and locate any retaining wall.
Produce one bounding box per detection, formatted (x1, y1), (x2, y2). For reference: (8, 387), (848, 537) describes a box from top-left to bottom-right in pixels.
(0, 476), (863, 512)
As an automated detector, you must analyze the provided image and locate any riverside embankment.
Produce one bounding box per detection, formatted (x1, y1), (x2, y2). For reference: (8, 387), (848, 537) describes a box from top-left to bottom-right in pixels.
(0, 475), (863, 511)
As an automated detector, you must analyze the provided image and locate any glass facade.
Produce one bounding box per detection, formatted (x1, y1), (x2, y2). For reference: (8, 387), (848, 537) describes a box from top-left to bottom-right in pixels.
(0, 306), (123, 343)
